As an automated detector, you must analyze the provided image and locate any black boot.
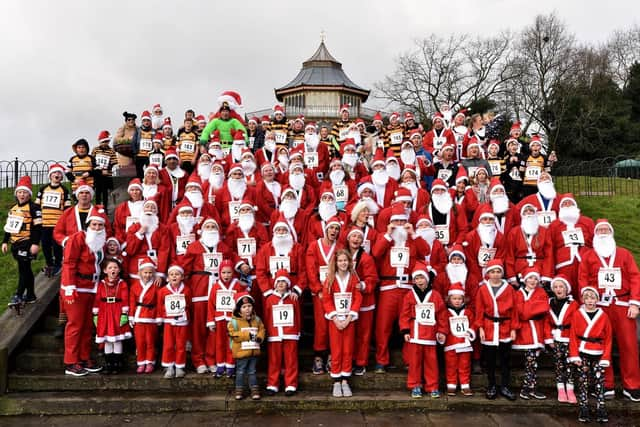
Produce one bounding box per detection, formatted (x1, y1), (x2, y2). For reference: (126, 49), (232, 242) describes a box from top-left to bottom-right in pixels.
(114, 353), (124, 374)
(578, 407), (590, 423)
(486, 385), (497, 400)
(596, 408), (608, 423)
(499, 386), (517, 401)
(103, 354), (113, 375)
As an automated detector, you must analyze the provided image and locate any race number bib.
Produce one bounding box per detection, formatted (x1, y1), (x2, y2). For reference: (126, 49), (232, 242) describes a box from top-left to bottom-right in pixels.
(304, 152), (318, 169)
(249, 137), (255, 149)
(319, 266), (329, 283)
(434, 225), (450, 245)
(433, 136), (446, 151)
(175, 234), (194, 256)
(338, 127), (350, 141)
(467, 166), (478, 178)
(269, 256), (290, 275)
(4, 215), (23, 234)
(537, 211), (556, 227)
(389, 131), (403, 145)
(203, 252), (222, 273)
(489, 160), (502, 176)
(149, 153), (163, 166)
(525, 166), (541, 181)
(165, 294), (186, 317)
(363, 239), (371, 254)
(125, 216), (139, 231)
(562, 229), (584, 246)
(181, 141), (195, 153)
(449, 315), (469, 338)
(140, 139), (153, 152)
(240, 327), (260, 350)
(598, 267), (621, 290)
(42, 191), (61, 208)
(228, 201), (241, 221)
(334, 184), (348, 203)
(390, 246), (409, 268)
(95, 154), (110, 169)
(478, 247), (497, 267)
(334, 292), (352, 315)
(437, 169), (452, 182)
(215, 290), (236, 312)
(274, 131), (287, 145)
(237, 238), (257, 257)
(416, 302), (436, 326)
(272, 304), (294, 327)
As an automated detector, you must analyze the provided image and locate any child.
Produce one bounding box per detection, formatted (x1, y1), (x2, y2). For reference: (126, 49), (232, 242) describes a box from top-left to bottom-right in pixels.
(472, 166), (490, 203)
(545, 275), (578, 403)
(399, 261), (446, 399)
(228, 293), (265, 400)
(66, 138), (96, 194)
(569, 287), (612, 423)
(149, 132), (166, 167)
(519, 137), (550, 199)
(105, 237), (127, 278)
(486, 140), (505, 178)
(512, 268), (549, 400)
(474, 259), (519, 401)
(93, 258), (131, 374)
(207, 260), (244, 377)
(157, 264), (192, 379)
(2, 176), (42, 305)
(502, 139), (522, 204)
(91, 131), (118, 210)
(129, 257), (160, 374)
(264, 269), (302, 396)
(443, 282), (476, 396)
(322, 249), (362, 398)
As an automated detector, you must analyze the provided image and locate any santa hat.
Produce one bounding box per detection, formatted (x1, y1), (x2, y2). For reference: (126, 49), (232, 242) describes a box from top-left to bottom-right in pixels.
(261, 115), (271, 124)
(401, 164), (418, 179)
(72, 138), (89, 151)
(127, 178), (143, 192)
(234, 293), (255, 313)
(241, 148), (254, 159)
(412, 261), (430, 279)
(355, 118), (365, 127)
(141, 110), (151, 121)
(228, 163), (243, 176)
(529, 135), (542, 148)
(385, 151), (399, 164)
(162, 117), (172, 129)
(138, 257), (157, 271)
(441, 141), (455, 152)
(394, 187), (413, 203)
(74, 179), (94, 197)
(560, 193), (577, 207)
(403, 112), (415, 122)
(389, 112), (400, 121)
(510, 121), (521, 135)
(430, 179), (448, 192)
(280, 186), (297, 200)
(153, 132), (163, 142)
(15, 176), (32, 196)
(371, 149), (386, 168)
(454, 109), (468, 120)
(432, 112), (445, 125)
(144, 164), (159, 175)
(552, 274), (572, 294)
(324, 215), (342, 230)
(48, 163), (66, 177)
(484, 258), (504, 275)
(320, 190), (335, 201)
(164, 148), (179, 160)
(239, 198), (256, 211)
(340, 138), (357, 153)
(581, 286), (600, 300)
(305, 121), (317, 131)
(357, 180), (375, 196)
(97, 130), (111, 143)
(289, 146), (304, 160)
(448, 282), (465, 297)
(185, 174), (202, 189)
(489, 177), (504, 195)
(475, 166), (488, 178)
(506, 138), (519, 148)
(289, 162), (304, 173)
(167, 264), (184, 275)
(466, 136), (480, 151)
(329, 157), (343, 168)
(233, 129), (245, 143)
(594, 218), (614, 235)
(522, 267), (541, 282)
(85, 210), (107, 225)
(389, 203), (408, 221)
(217, 90), (243, 112)
(273, 105), (285, 116)
(106, 236), (120, 248)
(143, 199), (157, 209)
(520, 203), (537, 216)
(455, 167), (469, 184)
(294, 115), (305, 124)
(477, 203), (495, 221)
(448, 244), (466, 261)
(248, 116), (259, 125)
(373, 112), (383, 124)
(346, 225), (365, 240)
(416, 215), (433, 227)
(273, 269), (291, 288)
(537, 171), (552, 184)
(488, 139), (500, 150)
(272, 212), (291, 232)
(260, 162), (275, 173)
(178, 205), (194, 214)
(408, 130), (422, 140)
(195, 115), (206, 124)
(338, 104), (350, 114)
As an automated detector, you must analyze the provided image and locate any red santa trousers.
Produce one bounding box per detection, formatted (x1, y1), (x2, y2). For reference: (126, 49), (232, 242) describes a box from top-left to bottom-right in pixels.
(375, 288), (405, 365)
(312, 294), (329, 353)
(355, 309), (375, 367)
(406, 342), (439, 391)
(134, 323), (158, 366)
(445, 350), (472, 388)
(64, 293), (95, 365)
(328, 321), (356, 378)
(162, 324), (188, 368)
(602, 304), (640, 390)
(191, 300), (215, 368)
(267, 340), (299, 391)
(215, 319), (234, 368)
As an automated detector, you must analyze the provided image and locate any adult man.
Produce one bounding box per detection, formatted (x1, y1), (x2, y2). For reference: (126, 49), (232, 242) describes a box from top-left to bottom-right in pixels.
(151, 103), (164, 130)
(255, 163), (281, 227)
(176, 118), (198, 174)
(288, 116), (306, 148)
(364, 150), (398, 208)
(170, 175), (221, 229)
(433, 142), (459, 188)
(462, 204), (506, 283)
(516, 171), (560, 229)
(169, 205), (197, 264)
(132, 110), (154, 179)
(331, 104), (354, 143)
(214, 163), (255, 230)
(300, 122), (330, 181)
(158, 149), (188, 209)
(200, 102), (247, 148)
(269, 187), (309, 245)
(421, 179), (467, 248)
(423, 112), (456, 157)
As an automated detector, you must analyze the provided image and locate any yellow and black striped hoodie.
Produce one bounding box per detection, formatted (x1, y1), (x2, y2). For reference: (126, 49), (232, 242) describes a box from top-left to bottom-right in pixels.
(35, 184), (71, 228)
(3, 201), (42, 246)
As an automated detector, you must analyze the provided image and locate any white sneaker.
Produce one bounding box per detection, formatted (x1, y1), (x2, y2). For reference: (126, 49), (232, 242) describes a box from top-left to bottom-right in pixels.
(163, 366), (175, 379)
(175, 367), (186, 378)
(196, 365), (208, 374)
(341, 382), (352, 397)
(332, 382), (343, 397)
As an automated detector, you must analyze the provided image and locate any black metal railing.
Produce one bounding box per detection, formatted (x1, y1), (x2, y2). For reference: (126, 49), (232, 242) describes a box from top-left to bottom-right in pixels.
(553, 155), (640, 197)
(0, 158), (65, 189)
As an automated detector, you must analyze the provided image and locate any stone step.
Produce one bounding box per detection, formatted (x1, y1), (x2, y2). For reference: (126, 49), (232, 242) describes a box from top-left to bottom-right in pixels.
(1, 389), (638, 416)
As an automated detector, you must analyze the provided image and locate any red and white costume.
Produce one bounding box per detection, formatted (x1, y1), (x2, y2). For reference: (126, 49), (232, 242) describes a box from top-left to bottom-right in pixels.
(53, 204), (111, 247)
(129, 275), (160, 367)
(568, 306), (613, 368)
(124, 222), (171, 280)
(206, 275), (245, 369)
(512, 283), (550, 350)
(255, 228), (307, 299)
(351, 243), (379, 368)
(93, 278), (131, 343)
(504, 223), (554, 283)
(443, 286), (476, 391)
(474, 279), (520, 346)
(158, 278), (192, 369)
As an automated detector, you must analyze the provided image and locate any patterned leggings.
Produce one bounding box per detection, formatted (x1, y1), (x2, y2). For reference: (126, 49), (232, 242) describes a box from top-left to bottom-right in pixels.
(576, 356), (605, 410)
(522, 349), (539, 392)
(553, 342), (573, 385)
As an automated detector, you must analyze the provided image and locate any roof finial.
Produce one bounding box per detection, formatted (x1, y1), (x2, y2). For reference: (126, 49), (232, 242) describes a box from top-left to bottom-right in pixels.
(320, 29), (326, 43)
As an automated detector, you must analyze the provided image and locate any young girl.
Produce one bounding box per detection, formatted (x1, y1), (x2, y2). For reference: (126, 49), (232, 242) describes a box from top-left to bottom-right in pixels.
(129, 257), (160, 374)
(322, 249), (362, 398)
(207, 260), (245, 377)
(474, 259), (519, 401)
(157, 265), (192, 379)
(264, 269), (302, 396)
(472, 166), (490, 203)
(545, 275), (578, 403)
(105, 237), (127, 278)
(228, 293), (265, 400)
(399, 261), (446, 399)
(569, 287), (612, 423)
(443, 282), (476, 396)
(93, 258), (131, 374)
(512, 268), (549, 400)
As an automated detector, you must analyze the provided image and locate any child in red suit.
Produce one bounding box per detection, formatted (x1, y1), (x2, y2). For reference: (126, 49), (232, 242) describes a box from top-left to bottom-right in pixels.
(323, 249), (362, 398)
(158, 264), (192, 379)
(93, 258), (131, 374)
(207, 260), (246, 377)
(129, 257), (160, 374)
(264, 269), (302, 396)
(400, 261), (447, 399)
(443, 282), (476, 396)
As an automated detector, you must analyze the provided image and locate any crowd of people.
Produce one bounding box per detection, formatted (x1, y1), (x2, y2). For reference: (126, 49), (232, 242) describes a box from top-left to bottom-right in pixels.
(3, 91), (639, 423)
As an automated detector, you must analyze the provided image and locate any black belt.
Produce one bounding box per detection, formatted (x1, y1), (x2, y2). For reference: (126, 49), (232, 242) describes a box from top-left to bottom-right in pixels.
(516, 256), (544, 260)
(380, 275), (409, 281)
(190, 271), (212, 276)
(270, 272), (297, 277)
(136, 302), (155, 309)
(101, 297), (122, 303)
(530, 313), (546, 321)
(578, 335), (603, 344)
(555, 324), (570, 331)
(484, 314), (509, 322)
(77, 272), (99, 280)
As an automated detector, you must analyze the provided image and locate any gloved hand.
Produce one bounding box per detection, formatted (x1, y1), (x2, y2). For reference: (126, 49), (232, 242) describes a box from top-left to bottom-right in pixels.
(62, 289), (78, 305)
(93, 315), (98, 327)
(120, 314), (129, 327)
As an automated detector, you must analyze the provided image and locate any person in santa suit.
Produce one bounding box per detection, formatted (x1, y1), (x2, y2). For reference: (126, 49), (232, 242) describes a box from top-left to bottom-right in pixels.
(129, 258), (161, 374)
(286, 161), (317, 212)
(399, 261), (447, 398)
(207, 133), (229, 172)
(213, 163), (256, 230)
(516, 171), (559, 229)
(450, 109), (469, 161)
(168, 205), (198, 264)
(398, 165), (431, 212)
(268, 186), (309, 245)
(299, 121), (330, 182)
(194, 152), (213, 184)
(376, 189), (418, 234)
(548, 194), (594, 300)
(463, 204), (507, 285)
(471, 178), (518, 237)
(61, 214), (109, 376)
(307, 191), (347, 243)
(512, 268), (550, 400)
(255, 131), (277, 168)
(474, 259), (519, 401)
(124, 200), (170, 285)
(319, 158), (357, 213)
(141, 163), (171, 221)
(159, 148), (188, 209)
(365, 149), (399, 209)
(414, 216), (447, 275)
(384, 151), (403, 183)
(345, 182), (382, 231)
(399, 140), (434, 188)
(443, 282), (476, 397)
(419, 179), (468, 248)
(344, 226), (378, 375)
(306, 216), (344, 374)
(238, 148), (261, 187)
(340, 139), (368, 182)
(113, 178), (145, 245)
(342, 200), (378, 255)
(263, 269), (302, 396)
(434, 244), (480, 307)
(432, 142), (459, 188)
(372, 203), (429, 373)
(451, 167), (479, 225)
(225, 129), (248, 164)
(577, 219), (640, 402)
(423, 112), (456, 158)
(169, 174), (222, 230)
(202, 161), (225, 205)
(255, 163), (281, 230)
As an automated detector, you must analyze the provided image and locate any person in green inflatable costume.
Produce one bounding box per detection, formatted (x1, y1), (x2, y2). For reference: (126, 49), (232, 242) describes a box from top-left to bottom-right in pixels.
(200, 91), (248, 153)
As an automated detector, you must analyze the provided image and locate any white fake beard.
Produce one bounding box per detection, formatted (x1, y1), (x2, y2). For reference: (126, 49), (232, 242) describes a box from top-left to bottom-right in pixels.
(209, 148), (224, 159)
(200, 230), (219, 248)
(391, 226), (408, 246)
(348, 130), (361, 146)
(329, 169), (345, 185)
(273, 234), (293, 255)
(228, 178), (247, 199)
(242, 160), (257, 175)
(140, 213), (159, 233)
(361, 197), (379, 215)
(197, 163), (212, 180)
(478, 223), (497, 246)
(208, 172), (224, 190)
(432, 193), (453, 214)
(318, 201), (337, 221)
(177, 216), (195, 235)
(342, 153), (358, 168)
(559, 206), (580, 225)
(446, 263), (468, 284)
(401, 181), (418, 199)
(264, 140), (276, 152)
(538, 181), (557, 200)
(85, 229), (106, 253)
(280, 199), (298, 219)
(387, 164), (401, 181)
(238, 213), (255, 233)
(152, 116), (164, 130)
(372, 169), (389, 186)
(305, 134), (319, 150)
(142, 184), (157, 199)
(289, 173), (305, 191)
(128, 200), (144, 219)
(400, 149), (416, 165)
(521, 215), (539, 236)
(278, 154), (289, 168)
(232, 143), (244, 161)
(593, 234), (616, 258)
(416, 228), (436, 245)
(185, 191), (204, 209)
(491, 194), (509, 214)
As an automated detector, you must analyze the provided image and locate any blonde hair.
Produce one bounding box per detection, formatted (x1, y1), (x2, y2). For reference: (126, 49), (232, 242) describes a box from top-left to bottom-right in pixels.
(324, 249), (354, 295)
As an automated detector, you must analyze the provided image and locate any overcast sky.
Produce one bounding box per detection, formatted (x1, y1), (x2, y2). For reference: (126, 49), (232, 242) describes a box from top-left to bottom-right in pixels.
(1, 0), (638, 161)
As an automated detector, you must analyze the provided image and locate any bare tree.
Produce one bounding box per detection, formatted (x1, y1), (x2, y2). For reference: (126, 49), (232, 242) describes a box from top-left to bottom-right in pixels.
(607, 25), (640, 88)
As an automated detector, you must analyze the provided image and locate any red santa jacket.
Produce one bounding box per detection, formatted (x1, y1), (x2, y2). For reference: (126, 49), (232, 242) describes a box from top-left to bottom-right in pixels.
(462, 228), (507, 281)
(376, 206), (419, 234)
(307, 212), (348, 244)
(264, 291), (302, 342)
(417, 236), (447, 276)
(423, 128), (456, 156)
(419, 203), (468, 247)
(515, 193), (560, 228)
(168, 222), (196, 264)
(113, 201), (144, 245)
(306, 239), (343, 295)
(548, 215), (594, 270)
(443, 306), (476, 353)
(470, 202), (518, 237)
(322, 272), (363, 321)
(157, 282), (192, 326)
(255, 147), (275, 169)
(399, 287), (448, 345)
(169, 199), (222, 230)
(300, 142), (331, 181)
(255, 179), (280, 226)
(338, 223), (378, 255)
(545, 297), (578, 344)
(206, 278), (245, 324)
(453, 187), (479, 225)
(93, 279), (129, 316)
(513, 286), (550, 350)
(225, 222), (270, 271)
(61, 230), (103, 294)
(351, 247), (378, 312)
(255, 241), (307, 298)
(268, 209), (309, 245)
(213, 185), (257, 230)
(474, 280), (520, 345)
(319, 178), (358, 207)
(124, 223), (171, 279)
(129, 278), (160, 324)
(142, 184), (172, 222)
(568, 307), (613, 367)
(433, 264), (481, 307)
(372, 233), (429, 292)
(159, 167), (189, 206)
(504, 226), (554, 282)
(182, 240), (237, 300)
(53, 205), (112, 247)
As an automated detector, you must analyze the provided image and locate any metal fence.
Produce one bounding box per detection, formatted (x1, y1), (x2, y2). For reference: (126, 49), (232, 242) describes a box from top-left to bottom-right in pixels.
(553, 155), (640, 197)
(0, 158), (64, 190)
